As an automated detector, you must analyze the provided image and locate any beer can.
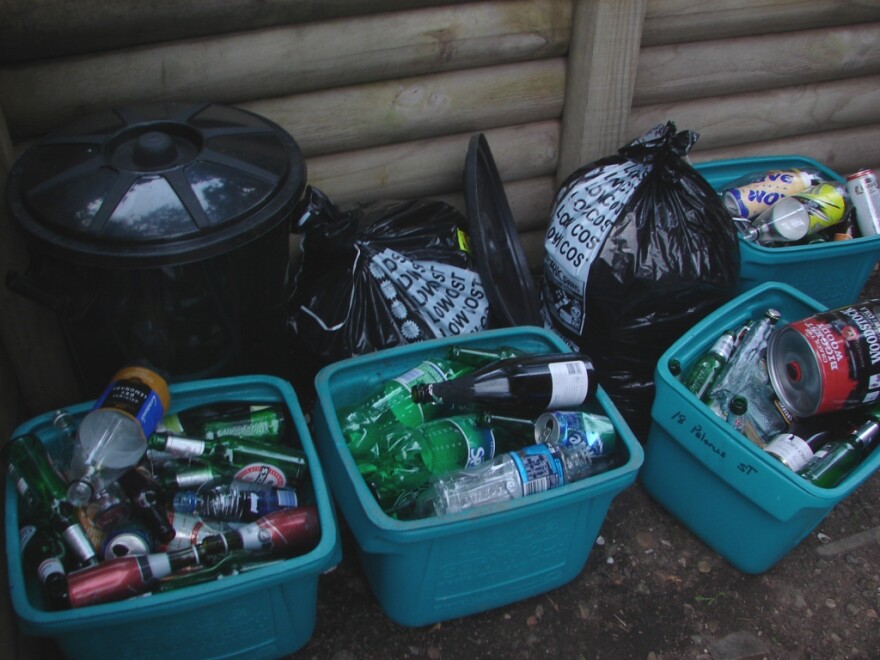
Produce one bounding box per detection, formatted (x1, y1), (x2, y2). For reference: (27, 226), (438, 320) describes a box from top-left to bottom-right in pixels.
(845, 169), (880, 237)
(534, 411), (615, 457)
(102, 523), (154, 560)
(766, 301), (880, 417)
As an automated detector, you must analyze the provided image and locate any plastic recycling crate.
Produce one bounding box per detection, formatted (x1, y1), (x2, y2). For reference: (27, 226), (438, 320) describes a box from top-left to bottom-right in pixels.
(4, 375), (340, 660)
(311, 326), (644, 627)
(694, 155), (880, 308)
(641, 282), (880, 574)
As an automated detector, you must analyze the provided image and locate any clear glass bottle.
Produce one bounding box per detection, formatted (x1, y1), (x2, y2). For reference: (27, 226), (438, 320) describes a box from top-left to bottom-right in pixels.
(66, 365), (171, 506)
(411, 353), (596, 412)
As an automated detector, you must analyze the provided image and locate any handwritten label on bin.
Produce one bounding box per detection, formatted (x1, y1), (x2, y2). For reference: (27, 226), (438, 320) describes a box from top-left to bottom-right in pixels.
(669, 410), (759, 477)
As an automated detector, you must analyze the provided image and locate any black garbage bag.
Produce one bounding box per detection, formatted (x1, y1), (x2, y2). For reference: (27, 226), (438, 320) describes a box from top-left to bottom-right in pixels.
(288, 186), (490, 385)
(541, 122), (740, 441)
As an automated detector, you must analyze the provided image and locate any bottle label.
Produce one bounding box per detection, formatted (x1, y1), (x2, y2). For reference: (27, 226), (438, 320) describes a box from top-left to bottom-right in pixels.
(234, 462), (288, 487)
(37, 557), (65, 582)
(19, 524), (37, 549)
(161, 512), (216, 551)
(547, 361), (591, 408)
(163, 436), (207, 457)
(764, 433), (814, 471)
(93, 366), (170, 438)
(204, 409), (282, 441)
(510, 444), (565, 496)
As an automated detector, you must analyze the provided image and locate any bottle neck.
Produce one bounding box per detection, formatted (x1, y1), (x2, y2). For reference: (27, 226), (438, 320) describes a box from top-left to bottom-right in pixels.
(848, 418), (880, 453)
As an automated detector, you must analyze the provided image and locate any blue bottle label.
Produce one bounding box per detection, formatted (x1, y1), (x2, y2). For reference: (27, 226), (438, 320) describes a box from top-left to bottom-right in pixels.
(509, 444), (565, 496)
(93, 367), (169, 437)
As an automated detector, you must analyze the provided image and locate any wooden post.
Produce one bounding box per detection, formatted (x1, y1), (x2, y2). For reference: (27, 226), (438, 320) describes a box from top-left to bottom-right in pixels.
(556, 0), (646, 184)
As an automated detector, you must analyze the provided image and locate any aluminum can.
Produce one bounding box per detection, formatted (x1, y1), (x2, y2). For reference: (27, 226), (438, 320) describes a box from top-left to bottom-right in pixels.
(102, 523), (153, 560)
(534, 411), (615, 457)
(845, 169), (880, 237)
(767, 301), (880, 417)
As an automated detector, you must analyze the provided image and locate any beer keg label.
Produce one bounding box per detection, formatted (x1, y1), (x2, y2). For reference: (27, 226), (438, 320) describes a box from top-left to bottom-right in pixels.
(768, 302), (880, 417)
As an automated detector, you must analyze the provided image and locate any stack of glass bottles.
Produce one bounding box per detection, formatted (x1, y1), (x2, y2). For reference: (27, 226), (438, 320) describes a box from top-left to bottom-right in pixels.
(2, 394), (321, 610)
(336, 345), (625, 519)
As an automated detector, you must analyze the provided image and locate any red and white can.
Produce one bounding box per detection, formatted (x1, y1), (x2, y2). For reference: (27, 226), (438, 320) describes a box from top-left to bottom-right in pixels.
(767, 301), (880, 417)
(846, 169), (880, 237)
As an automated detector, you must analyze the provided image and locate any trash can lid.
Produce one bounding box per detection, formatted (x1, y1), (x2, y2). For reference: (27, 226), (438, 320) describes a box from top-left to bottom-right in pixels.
(464, 133), (541, 327)
(5, 102), (306, 268)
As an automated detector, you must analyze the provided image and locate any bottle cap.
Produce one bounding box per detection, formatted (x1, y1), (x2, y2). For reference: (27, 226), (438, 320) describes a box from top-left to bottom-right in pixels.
(67, 480), (94, 507)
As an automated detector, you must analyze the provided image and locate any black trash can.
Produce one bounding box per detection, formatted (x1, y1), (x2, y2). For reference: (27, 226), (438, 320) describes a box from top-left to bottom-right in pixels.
(5, 102), (306, 394)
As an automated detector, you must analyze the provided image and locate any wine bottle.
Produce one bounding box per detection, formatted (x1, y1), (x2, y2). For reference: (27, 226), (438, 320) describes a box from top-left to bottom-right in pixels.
(798, 406), (880, 487)
(410, 353), (596, 412)
(764, 430), (833, 472)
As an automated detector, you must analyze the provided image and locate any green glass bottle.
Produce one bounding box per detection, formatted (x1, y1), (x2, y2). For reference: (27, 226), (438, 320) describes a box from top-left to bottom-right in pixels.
(1, 434), (98, 568)
(148, 432), (308, 486)
(798, 406), (880, 488)
(360, 414), (497, 515)
(682, 329), (738, 401)
(159, 403), (288, 444)
(339, 346), (514, 458)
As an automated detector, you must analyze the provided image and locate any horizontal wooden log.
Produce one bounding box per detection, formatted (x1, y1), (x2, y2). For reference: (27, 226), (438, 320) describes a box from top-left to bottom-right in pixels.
(689, 123), (880, 178)
(432, 175), (557, 233)
(0, 0), (571, 140)
(642, 0), (880, 46)
(635, 22), (880, 106)
(305, 120), (560, 205)
(0, 1), (472, 63)
(243, 59), (566, 157)
(628, 74), (880, 151)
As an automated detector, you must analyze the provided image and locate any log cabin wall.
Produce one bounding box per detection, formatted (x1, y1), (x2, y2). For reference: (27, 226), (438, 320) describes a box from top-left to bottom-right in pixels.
(0, 0), (879, 423)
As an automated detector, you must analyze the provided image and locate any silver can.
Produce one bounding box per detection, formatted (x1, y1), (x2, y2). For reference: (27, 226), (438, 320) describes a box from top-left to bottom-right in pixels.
(846, 169), (880, 237)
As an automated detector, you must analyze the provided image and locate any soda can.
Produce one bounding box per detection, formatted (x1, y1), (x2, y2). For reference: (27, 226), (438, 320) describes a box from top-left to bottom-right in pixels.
(534, 411), (615, 457)
(846, 169), (880, 237)
(102, 523), (154, 560)
(767, 301), (880, 417)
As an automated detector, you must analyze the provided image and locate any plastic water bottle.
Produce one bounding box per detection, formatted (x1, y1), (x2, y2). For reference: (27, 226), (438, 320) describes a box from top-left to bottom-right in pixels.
(172, 480), (299, 522)
(66, 366), (171, 506)
(413, 438), (616, 518)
